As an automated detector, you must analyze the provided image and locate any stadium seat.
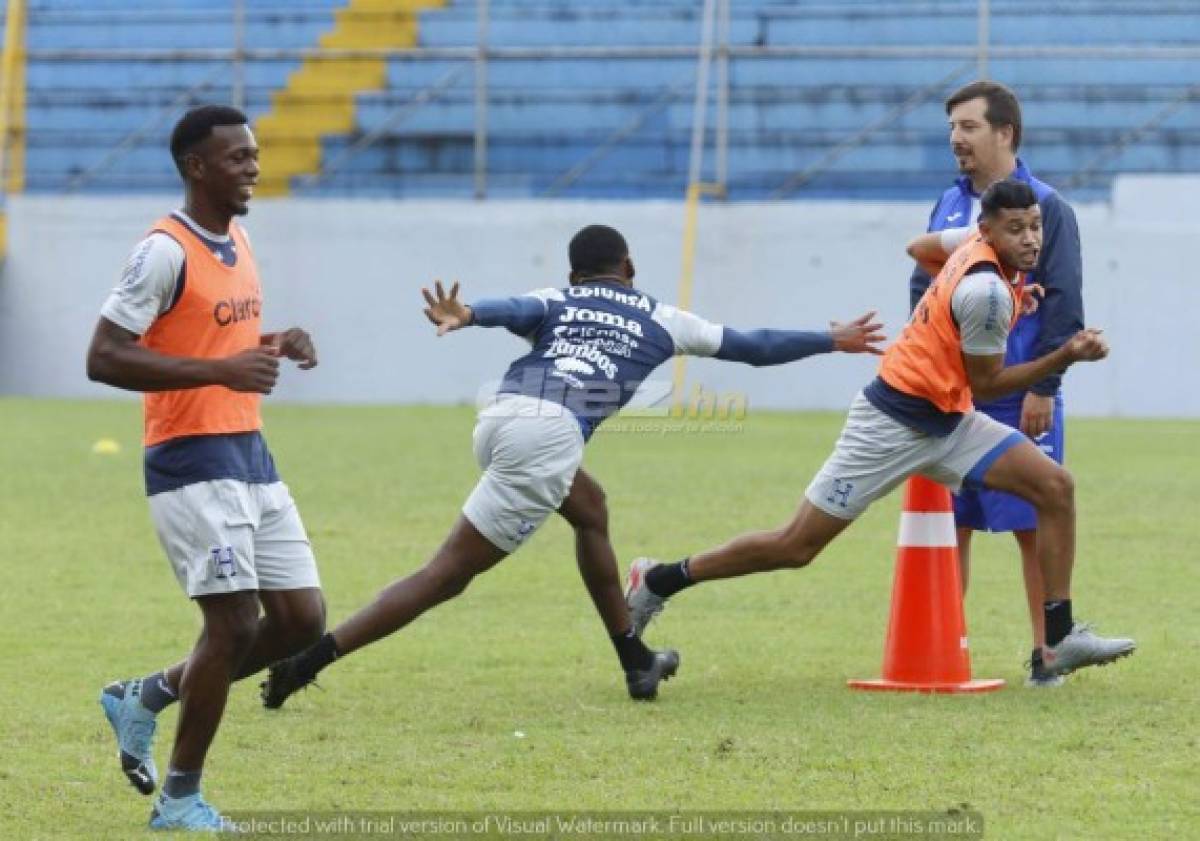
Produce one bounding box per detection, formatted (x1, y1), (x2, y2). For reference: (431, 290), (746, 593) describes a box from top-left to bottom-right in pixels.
(14, 0), (1200, 198)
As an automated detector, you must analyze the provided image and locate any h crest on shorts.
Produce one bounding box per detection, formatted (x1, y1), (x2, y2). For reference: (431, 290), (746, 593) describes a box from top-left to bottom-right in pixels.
(827, 478), (855, 509)
(210, 546), (237, 580)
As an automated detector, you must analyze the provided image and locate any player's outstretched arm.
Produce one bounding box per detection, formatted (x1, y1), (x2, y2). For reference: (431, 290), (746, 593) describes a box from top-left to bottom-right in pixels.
(829, 311), (886, 355)
(422, 281), (551, 337)
(713, 311), (885, 367)
(963, 328), (1108, 404)
(86, 317), (281, 394)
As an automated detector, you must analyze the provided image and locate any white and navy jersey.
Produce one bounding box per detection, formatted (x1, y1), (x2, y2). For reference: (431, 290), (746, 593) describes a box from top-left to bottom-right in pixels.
(470, 278), (835, 439)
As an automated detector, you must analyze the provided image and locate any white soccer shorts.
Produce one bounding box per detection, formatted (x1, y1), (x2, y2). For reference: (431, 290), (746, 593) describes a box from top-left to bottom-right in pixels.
(462, 395), (585, 553)
(806, 391), (1025, 520)
(149, 479), (320, 598)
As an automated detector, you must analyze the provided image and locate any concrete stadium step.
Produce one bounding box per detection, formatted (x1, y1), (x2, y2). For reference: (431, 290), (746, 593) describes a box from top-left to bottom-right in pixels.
(252, 0), (449, 196)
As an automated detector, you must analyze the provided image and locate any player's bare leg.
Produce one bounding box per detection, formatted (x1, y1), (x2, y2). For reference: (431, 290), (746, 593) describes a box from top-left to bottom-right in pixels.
(341, 515), (506, 655)
(154, 588), (327, 697)
(261, 516), (505, 707)
(1013, 529), (1045, 648)
(108, 589), (260, 825)
(559, 470), (628, 634)
(626, 499), (852, 635)
(956, 527), (975, 594)
(959, 525), (1056, 684)
(690, 499), (851, 579)
(171, 593), (261, 772)
(100, 587), (274, 796)
(558, 468), (679, 698)
(979, 442), (1074, 599)
(981, 440), (1134, 675)
(1012, 528), (1061, 686)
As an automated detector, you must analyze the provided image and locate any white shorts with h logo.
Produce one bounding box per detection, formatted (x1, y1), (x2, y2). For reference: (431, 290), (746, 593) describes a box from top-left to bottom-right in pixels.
(149, 479), (321, 598)
(462, 395), (586, 554)
(805, 392), (1025, 520)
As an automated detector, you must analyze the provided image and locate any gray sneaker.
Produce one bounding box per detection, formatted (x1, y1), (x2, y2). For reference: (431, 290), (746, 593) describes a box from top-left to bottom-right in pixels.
(1043, 624), (1136, 677)
(625, 557), (666, 636)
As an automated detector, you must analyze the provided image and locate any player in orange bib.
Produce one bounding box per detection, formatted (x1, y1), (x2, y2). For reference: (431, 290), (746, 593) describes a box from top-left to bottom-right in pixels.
(86, 106), (324, 831)
(626, 179), (1135, 680)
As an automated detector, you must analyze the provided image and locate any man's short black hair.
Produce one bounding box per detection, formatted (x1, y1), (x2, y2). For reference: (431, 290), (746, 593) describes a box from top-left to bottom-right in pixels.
(945, 80), (1023, 151)
(980, 178), (1038, 218)
(569, 224), (628, 276)
(169, 105), (248, 176)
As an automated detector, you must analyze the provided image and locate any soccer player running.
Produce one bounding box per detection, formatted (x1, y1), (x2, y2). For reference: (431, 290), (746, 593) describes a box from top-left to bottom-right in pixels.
(626, 180), (1135, 679)
(259, 224), (885, 708)
(907, 81), (1086, 687)
(88, 106), (325, 831)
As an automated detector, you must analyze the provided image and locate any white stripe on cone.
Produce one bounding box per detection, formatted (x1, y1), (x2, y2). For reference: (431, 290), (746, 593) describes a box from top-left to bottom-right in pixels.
(897, 512), (957, 548)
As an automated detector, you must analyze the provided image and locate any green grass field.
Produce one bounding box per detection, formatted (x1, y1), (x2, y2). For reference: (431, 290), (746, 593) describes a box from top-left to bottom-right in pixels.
(1, 398), (1196, 840)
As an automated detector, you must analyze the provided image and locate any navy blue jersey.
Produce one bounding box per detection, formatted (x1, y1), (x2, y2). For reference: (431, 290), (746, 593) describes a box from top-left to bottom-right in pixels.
(469, 279), (834, 439)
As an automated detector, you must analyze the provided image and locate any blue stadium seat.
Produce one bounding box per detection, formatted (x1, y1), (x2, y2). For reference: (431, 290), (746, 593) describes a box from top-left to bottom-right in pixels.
(15, 0), (1200, 199)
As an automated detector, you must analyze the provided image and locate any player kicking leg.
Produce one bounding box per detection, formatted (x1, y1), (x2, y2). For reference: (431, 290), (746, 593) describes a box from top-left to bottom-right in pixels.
(556, 469), (680, 698)
(629, 405), (1135, 677)
(260, 406), (678, 709)
(100, 586), (325, 798)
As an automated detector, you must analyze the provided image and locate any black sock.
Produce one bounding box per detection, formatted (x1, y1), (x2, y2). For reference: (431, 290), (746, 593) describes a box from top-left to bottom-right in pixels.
(1044, 600), (1074, 647)
(297, 632), (340, 681)
(163, 768), (202, 799)
(137, 670), (178, 714)
(610, 627), (654, 672)
(645, 558), (694, 598)
(1030, 648), (1045, 668)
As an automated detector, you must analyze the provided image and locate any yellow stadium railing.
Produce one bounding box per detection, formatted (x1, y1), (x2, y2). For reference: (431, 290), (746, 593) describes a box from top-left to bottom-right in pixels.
(670, 180), (724, 417)
(0, 0), (27, 262)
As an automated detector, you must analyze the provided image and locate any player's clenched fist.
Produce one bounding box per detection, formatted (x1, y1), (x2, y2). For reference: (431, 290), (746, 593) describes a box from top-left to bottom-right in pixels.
(1065, 328), (1108, 363)
(270, 328), (318, 370)
(218, 346), (281, 393)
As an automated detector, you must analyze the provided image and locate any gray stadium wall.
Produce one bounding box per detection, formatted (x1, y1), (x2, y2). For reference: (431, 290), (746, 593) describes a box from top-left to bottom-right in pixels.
(1, 176), (1196, 418)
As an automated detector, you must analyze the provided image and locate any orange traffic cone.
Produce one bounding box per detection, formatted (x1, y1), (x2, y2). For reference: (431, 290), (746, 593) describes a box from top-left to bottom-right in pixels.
(848, 476), (1005, 693)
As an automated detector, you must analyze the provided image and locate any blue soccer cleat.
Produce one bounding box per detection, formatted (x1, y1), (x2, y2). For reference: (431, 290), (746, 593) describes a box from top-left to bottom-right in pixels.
(99, 679), (159, 795)
(149, 792), (232, 832)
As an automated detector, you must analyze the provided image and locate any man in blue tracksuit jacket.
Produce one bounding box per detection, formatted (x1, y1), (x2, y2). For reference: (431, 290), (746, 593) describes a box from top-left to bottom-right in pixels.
(909, 81), (1084, 687)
